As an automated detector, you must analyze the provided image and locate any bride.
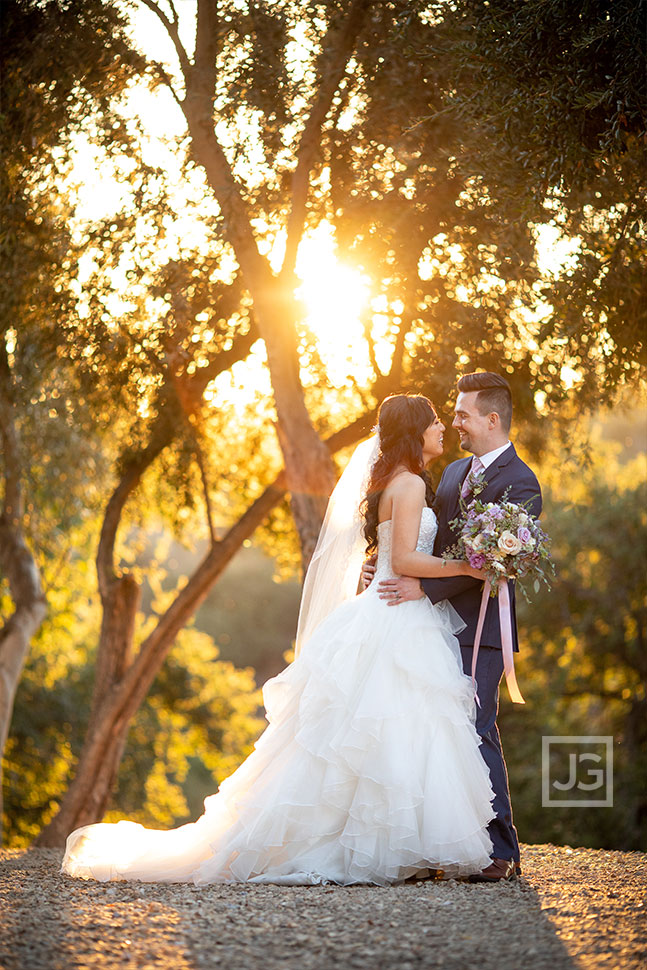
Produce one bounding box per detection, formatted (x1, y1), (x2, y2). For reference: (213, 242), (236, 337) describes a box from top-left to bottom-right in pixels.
(62, 394), (496, 886)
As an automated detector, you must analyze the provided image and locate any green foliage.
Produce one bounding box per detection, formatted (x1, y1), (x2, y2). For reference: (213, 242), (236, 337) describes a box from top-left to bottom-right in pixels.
(110, 0), (646, 442)
(428, 0), (646, 193)
(0, 0), (165, 552)
(176, 541), (301, 682)
(502, 442), (647, 851)
(7, 0), (645, 569)
(106, 626), (264, 828)
(414, 0), (647, 408)
(129, 528), (302, 681)
(2, 559), (265, 844)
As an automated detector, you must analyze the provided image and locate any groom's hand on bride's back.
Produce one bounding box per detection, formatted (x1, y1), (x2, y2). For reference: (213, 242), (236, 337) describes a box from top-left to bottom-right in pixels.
(361, 555), (377, 589)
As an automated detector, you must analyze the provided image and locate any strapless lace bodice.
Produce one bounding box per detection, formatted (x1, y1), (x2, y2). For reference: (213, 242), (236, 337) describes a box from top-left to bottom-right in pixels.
(374, 506), (438, 581)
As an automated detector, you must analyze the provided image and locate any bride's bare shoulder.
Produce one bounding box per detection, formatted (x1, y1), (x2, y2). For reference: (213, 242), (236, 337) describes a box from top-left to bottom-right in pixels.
(385, 470), (425, 498)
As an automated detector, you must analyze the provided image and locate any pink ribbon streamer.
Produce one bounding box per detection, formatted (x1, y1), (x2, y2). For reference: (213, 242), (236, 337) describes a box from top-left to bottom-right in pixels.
(471, 578), (525, 706)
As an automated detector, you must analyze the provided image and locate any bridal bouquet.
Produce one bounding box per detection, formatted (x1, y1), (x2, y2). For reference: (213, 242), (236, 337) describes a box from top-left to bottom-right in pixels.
(443, 494), (553, 706)
(445, 497), (554, 599)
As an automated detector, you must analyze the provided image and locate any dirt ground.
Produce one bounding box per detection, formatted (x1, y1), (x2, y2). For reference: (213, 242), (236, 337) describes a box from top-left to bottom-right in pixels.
(0, 842), (645, 970)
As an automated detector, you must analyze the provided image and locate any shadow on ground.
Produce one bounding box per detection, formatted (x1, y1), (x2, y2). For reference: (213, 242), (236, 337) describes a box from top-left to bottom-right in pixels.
(0, 846), (595, 970)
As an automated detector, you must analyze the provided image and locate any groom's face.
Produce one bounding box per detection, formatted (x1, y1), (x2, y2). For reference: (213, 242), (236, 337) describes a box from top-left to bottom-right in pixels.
(452, 392), (492, 455)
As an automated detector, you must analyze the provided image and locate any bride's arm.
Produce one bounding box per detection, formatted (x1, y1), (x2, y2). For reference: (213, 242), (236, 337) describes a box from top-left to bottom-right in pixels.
(390, 476), (482, 579)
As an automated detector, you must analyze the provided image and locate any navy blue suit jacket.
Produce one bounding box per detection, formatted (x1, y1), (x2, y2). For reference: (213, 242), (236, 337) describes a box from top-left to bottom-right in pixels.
(422, 445), (542, 652)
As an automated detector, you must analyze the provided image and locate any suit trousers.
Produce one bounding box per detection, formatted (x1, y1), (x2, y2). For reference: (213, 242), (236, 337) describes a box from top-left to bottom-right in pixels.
(460, 644), (520, 864)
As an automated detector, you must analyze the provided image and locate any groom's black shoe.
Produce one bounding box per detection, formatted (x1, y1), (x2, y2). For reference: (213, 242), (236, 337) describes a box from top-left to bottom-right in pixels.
(468, 858), (517, 883)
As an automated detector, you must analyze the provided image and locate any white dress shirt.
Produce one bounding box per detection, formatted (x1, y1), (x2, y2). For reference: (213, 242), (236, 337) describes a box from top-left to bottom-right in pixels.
(475, 441), (512, 469)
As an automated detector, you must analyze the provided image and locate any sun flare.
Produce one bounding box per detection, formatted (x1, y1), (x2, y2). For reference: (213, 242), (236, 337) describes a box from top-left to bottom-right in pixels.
(295, 227), (371, 385)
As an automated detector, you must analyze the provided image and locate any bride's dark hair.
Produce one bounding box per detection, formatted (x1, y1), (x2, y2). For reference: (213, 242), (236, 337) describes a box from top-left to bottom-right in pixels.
(361, 394), (437, 555)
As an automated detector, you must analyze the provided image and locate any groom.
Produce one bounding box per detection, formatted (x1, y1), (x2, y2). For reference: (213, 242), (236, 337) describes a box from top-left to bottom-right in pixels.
(375, 372), (542, 882)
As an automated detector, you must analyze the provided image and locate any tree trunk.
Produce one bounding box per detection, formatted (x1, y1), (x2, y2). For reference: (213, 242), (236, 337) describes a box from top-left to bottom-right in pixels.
(34, 474), (286, 846)
(184, 118), (338, 568)
(70, 574), (141, 825)
(0, 340), (47, 843)
(33, 324), (289, 845)
(0, 525), (47, 842)
(254, 291), (338, 567)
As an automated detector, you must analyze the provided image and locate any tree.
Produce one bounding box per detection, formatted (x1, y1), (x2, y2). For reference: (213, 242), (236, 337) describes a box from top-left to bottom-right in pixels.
(125, 0), (584, 496)
(0, 345), (48, 843)
(29, 0), (439, 844)
(131, 0), (387, 564)
(31, 282), (378, 845)
(124, 0), (581, 555)
(0, 0), (146, 837)
(4, 596), (266, 846)
(417, 0), (647, 410)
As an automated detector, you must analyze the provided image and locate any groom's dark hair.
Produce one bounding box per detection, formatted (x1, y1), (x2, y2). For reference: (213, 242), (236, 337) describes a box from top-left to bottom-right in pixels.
(457, 372), (512, 432)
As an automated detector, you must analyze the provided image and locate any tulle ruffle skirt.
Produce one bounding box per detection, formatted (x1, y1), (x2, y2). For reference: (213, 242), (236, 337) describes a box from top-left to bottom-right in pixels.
(62, 590), (495, 885)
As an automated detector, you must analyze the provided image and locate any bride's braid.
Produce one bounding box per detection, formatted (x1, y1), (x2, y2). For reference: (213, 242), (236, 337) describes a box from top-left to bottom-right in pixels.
(361, 394), (437, 555)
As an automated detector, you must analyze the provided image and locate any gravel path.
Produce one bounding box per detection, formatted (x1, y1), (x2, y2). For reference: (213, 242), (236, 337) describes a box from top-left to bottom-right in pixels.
(1, 843), (645, 970)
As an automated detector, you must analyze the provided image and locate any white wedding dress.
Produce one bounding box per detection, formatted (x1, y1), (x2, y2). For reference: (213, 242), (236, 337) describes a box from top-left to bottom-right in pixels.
(62, 508), (496, 885)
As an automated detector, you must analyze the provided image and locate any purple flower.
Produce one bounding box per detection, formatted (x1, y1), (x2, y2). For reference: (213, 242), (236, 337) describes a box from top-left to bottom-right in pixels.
(469, 553), (486, 569)
(489, 506), (505, 520)
(518, 526), (532, 544)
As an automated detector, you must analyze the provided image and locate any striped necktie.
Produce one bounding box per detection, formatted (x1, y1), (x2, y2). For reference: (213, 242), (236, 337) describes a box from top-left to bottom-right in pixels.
(461, 456), (485, 500)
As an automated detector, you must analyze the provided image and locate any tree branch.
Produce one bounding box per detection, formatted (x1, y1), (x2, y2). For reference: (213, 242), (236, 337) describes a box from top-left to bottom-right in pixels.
(192, 427), (217, 544)
(0, 336), (22, 528)
(388, 264), (419, 385)
(149, 58), (184, 109)
(194, 0), (220, 88)
(138, 0), (193, 80)
(362, 309), (382, 381)
(96, 322), (258, 598)
(190, 318), (259, 392)
(182, 128), (272, 292)
(35, 397), (388, 846)
(324, 411), (377, 454)
(0, 338), (45, 615)
(0, 336), (47, 842)
(281, 0), (375, 282)
(96, 411), (176, 599)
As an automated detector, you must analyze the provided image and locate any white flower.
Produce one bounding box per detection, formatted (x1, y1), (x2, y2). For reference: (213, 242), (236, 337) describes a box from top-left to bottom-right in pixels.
(497, 531), (522, 555)
(471, 533), (485, 551)
(517, 512), (529, 526)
